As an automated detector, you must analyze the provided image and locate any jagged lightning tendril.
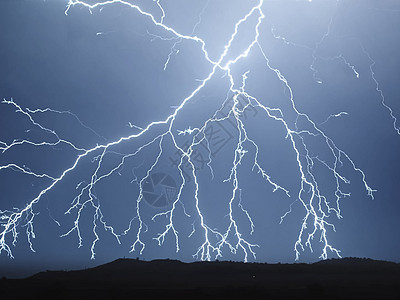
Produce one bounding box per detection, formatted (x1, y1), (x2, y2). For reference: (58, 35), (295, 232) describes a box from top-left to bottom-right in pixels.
(361, 45), (400, 135)
(0, 0), (379, 262)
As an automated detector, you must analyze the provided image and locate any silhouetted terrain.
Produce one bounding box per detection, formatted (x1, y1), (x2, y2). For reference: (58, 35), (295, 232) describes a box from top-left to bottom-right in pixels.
(1, 258), (399, 299)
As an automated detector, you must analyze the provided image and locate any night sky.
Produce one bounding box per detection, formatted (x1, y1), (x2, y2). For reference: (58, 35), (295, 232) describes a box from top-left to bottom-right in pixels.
(1, 0), (400, 278)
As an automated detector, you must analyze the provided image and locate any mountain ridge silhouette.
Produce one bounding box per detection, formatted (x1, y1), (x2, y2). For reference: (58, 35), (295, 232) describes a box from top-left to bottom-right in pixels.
(2, 257), (400, 299)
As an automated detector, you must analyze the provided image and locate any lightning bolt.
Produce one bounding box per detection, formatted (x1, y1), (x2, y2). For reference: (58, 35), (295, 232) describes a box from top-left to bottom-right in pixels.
(361, 45), (400, 135)
(2, 0), (391, 263)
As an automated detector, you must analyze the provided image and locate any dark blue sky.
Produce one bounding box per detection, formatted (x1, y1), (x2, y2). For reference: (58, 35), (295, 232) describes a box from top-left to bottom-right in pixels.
(1, 0), (400, 278)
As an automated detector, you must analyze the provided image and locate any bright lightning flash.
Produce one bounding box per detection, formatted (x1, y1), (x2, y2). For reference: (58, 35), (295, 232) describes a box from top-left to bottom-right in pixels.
(3, 0), (394, 263)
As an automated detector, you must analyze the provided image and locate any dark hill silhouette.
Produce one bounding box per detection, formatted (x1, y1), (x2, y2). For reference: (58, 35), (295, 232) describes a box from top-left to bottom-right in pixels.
(1, 258), (400, 299)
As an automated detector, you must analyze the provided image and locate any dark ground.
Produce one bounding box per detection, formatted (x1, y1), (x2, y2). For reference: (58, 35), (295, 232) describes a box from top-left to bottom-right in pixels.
(1, 257), (400, 299)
